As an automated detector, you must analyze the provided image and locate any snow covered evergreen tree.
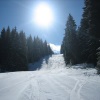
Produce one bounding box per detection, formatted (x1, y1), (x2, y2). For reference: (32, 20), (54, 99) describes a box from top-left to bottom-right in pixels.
(77, 0), (99, 65)
(61, 14), (79, 65)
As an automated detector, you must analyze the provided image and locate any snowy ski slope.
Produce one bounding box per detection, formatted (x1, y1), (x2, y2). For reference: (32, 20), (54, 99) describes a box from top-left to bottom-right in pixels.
(0, 54), (100, 100)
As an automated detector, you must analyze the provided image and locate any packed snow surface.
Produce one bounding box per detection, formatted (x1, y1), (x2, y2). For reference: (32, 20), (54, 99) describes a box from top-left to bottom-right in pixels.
(0, 54), (100, 100)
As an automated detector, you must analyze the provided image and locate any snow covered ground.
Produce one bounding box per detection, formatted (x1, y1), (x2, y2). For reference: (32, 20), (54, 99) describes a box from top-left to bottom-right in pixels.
(0, 54), (100, 100)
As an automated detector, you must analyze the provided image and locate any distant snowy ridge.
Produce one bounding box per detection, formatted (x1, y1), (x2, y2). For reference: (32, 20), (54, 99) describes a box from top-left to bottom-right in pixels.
(49, 43), (61, 54)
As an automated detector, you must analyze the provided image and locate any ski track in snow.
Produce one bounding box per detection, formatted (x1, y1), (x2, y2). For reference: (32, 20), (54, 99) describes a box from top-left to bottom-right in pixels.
(0, 54), (100, 100)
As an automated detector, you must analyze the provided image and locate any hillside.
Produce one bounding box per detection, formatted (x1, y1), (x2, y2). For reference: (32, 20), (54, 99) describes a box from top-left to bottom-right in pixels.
(0, 54), (100, 100)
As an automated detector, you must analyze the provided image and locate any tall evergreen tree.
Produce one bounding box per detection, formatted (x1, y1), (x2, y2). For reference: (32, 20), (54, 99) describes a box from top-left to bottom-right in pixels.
(48, 44), (54, 55)
(27, 35), (33, 63)
(0, 28), (6, 71)
(88, 0), (100, 39)
(77, 0), (90, 63)
(61, 14), (79, 65)
(44, 40), (48, 56)
(89, 0), (100, 72)
(77, 0), (100, 65)
(18, 31), (28, 70)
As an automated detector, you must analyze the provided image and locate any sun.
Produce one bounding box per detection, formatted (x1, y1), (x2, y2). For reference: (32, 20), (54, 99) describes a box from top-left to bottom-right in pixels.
(34, 3), (53, 27)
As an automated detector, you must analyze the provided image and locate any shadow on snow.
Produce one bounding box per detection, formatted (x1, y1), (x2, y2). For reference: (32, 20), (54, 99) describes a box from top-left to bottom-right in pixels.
(28, 55), (52, 71)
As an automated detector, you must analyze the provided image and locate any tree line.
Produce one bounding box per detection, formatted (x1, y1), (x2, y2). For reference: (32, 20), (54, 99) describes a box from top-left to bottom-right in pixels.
(61, 0), (100, 73)
(0, 27), (53, 72)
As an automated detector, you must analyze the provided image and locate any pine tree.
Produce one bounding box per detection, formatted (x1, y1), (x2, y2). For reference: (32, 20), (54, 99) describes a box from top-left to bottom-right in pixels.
(86, 0), (100, 66)
(0, 27), (12, 71)
(33, 36), (41, 61)
(97, 47), (100, 73)
(6, 27), (21, 71)
(0, 28), (6, 71)
(48, 44), (53, 55)
(61, 14), (79, 65)
(18, 31), (28, 70)
(77, 0), (100, 65)
(88, 0), (100, 39)
(27, 35), (34, 63)
(89, 0), (100, 71)
(77, 0), (90, 63)
(44, 40), (48, 56)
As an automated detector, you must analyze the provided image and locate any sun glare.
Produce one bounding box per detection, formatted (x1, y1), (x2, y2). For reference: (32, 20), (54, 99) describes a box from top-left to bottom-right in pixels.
(34, 3), (53, 27)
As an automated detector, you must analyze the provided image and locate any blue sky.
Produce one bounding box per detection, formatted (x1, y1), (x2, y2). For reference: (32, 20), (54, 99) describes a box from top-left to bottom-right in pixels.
(0, 0), (84, 47)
